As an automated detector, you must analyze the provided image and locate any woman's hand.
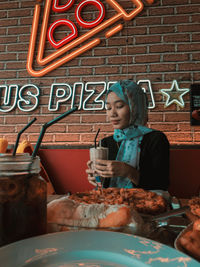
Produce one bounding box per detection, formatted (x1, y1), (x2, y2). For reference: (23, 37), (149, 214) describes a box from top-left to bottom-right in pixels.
(94, 159), (139, 185)
(85, 160), (97, 186)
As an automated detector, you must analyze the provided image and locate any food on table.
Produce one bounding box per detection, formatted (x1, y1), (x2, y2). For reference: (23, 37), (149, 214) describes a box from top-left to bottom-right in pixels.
(47, 188), (167, 234)
(179, 219), (200, 261)
(188, 197), (200, 217)
(0, 138), (8, 153)
(68, 187), (167, 215)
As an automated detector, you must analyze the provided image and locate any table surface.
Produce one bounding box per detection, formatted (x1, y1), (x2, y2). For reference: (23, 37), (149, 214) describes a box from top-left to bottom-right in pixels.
(47, 194), (194, 247)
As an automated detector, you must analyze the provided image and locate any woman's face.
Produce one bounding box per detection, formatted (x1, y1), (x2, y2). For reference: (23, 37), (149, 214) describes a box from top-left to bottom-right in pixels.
(106, 92), (130, 130)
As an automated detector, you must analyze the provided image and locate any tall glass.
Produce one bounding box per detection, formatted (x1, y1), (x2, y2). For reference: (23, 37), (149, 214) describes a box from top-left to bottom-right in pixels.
(0, 153), (47, 246)
(89, 146), (108, 184)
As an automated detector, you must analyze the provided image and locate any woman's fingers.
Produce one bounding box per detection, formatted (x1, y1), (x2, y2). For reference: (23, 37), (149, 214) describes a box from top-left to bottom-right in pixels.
(87, 160), (93, 168)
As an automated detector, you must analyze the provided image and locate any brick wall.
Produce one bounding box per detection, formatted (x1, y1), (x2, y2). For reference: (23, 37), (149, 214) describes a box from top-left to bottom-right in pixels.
(0, 0), (200, 147)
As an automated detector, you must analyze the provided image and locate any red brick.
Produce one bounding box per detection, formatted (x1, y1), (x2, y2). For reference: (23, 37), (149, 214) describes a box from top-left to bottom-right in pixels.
(0, 2), (19, 9)
(164, 72), (191, 81)
(95, 66), (119, 75)
(167, 132), (192, 142)
(55, 134), (80, 142)
(165, 113), (190, 122)
(179, 63), (200, 71)
(81, 58), (105, 66)
(135, 54), (160, 63)
(149, 7), (174, 16)
(177, 43), (200, 52)
(6, 62), (25, 69)
(193, 53), (200, 61)
(163, 15), (189, 24)
(150, 44), (175, 53)
(148, 112), (163, 122)
(16, 125), (41, 134)
(7, 43), (29, 52)
(163, 53), (189, 62)
(192, 33), (200, 42)
(81, 115), (106, 123)
(0, 70), (17, 79)
(69, 67), (92, 76)
(150, 63), (176, 72)
(5, 116), (28, 124)
(0, 19), (18, 27)
(121, 46), (147, 54)
(176, 5), (200, 14)
(8, 9), (31, 18)
(136, 17), (161, 26)
(178, 24), (200, 33)
(94, 48), (118, 56)
(8, 26), (30, 35)
(122, 64), (146, 73)
(150, 123), (177, 131)
(135, 35), (161, 44)
(163, 34), (190, 43)
(68, 125), (92, 133)
(149, 26), (174, 34)
(107, 56), (132, 65)
(29, 134), (54, 143)
(0, 126), (16, 133)
(1, 53), (17, 60)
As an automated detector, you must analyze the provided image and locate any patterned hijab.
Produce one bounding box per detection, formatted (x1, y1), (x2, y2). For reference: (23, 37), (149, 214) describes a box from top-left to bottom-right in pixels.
(105, 80), (153, 188)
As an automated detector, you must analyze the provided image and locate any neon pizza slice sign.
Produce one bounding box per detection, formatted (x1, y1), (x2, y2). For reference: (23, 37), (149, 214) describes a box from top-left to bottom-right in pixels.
(27, 0), (154, 77)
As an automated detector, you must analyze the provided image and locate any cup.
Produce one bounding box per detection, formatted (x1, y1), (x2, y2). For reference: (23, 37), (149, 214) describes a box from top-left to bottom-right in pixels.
(0, 153), (47, 246)
(89, 146), (108, 184)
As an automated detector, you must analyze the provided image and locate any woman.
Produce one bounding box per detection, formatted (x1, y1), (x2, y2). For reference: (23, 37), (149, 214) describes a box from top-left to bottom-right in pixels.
(86, 80), (170, 190)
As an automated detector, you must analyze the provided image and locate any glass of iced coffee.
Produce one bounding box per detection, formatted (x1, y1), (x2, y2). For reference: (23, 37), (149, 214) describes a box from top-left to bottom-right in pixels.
(0, 153), (47, 247)
(89, 146), (108, 185)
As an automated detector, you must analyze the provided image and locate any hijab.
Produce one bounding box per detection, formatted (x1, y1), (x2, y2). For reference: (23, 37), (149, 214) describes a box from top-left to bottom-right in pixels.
(106, 80), (153, 188)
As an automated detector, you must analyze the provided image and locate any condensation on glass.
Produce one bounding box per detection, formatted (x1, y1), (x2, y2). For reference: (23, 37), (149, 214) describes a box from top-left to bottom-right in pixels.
(0, 153), (47, 246)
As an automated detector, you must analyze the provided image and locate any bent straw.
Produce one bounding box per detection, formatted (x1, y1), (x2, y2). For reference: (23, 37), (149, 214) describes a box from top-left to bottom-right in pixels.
(12, 117), (37, 156)
(94, 128), (100, 148)
(32, 106), (78, 158)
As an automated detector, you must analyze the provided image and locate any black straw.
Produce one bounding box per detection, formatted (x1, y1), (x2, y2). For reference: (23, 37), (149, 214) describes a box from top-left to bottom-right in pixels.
(94, 128), (100, 148)
(32, 107), (78, 158)
(12, 117), (37, 156)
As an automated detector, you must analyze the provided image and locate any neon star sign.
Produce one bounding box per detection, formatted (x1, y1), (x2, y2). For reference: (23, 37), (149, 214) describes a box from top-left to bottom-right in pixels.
(27, 0), (154, 77)
(160, 80), (190, 108)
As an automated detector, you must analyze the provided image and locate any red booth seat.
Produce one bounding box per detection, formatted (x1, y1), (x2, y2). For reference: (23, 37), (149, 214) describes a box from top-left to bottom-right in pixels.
(39, 148), (200, 198)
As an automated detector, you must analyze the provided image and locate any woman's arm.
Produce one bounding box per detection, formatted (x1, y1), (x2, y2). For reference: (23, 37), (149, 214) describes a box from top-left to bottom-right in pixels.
(138, 131), (170, 190)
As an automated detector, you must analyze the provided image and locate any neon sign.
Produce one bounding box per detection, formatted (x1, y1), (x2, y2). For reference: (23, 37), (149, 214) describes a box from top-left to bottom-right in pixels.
(160, 80), (190, 108)
(0, 80), (155, 112)
(27, 0), (154, 77)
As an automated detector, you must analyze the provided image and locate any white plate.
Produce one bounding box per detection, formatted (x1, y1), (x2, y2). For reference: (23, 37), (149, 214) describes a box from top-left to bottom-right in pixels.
(0, 230), (199, 267)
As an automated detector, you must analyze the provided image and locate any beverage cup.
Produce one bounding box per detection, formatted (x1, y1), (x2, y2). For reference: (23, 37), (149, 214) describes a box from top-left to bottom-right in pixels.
(89, 146), (108, 184)
(90, 146), (108, 165)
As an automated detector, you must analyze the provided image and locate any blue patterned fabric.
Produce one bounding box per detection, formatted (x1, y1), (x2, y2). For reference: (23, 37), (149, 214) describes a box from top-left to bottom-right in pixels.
(106, 80), (153, 188)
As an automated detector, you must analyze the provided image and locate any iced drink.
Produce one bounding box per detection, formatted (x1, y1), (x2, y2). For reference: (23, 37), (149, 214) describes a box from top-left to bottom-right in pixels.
(90, 146), (108, 163)
(0, 154), (47, 246)
(89, 146), (108, 184)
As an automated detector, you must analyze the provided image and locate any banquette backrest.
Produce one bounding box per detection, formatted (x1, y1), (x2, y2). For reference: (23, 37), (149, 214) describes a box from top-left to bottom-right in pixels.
(39, 146), (200, 198)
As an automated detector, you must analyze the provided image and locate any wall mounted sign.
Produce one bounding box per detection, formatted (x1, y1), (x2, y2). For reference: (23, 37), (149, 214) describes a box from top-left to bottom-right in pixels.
(160, 80), (190, 109)
(0, 80), (155, 113)
(190, 83), (200, 126)
(27, 0), (154, 77)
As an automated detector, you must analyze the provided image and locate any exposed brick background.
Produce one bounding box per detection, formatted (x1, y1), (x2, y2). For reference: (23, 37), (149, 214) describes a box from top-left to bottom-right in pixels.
(0, 0), (200, 147)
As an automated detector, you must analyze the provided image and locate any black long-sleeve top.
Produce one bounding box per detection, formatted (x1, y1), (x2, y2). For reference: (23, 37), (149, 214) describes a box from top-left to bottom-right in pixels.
(100, 130), (170, 191)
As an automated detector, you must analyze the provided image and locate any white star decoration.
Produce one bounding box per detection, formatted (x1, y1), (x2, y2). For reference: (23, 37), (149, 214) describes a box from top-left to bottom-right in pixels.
(160, 80), (190, 108)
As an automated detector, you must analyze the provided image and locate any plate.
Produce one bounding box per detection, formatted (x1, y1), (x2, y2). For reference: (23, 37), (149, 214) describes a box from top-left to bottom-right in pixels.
(0, 230), (199, 267)
(174, 223), (193, 253)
